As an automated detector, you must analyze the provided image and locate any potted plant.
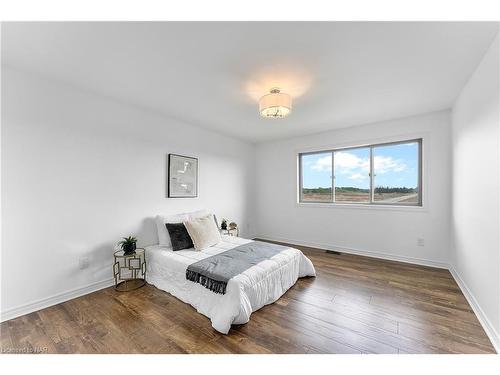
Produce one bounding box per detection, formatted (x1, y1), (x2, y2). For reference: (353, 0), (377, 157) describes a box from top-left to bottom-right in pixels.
(221, 219), (228, 230)
(118, 236), (137, 255)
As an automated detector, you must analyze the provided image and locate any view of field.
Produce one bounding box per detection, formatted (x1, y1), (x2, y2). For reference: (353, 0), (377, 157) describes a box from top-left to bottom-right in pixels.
(302, 187), (418, 204)
(301, 141), (420, 205)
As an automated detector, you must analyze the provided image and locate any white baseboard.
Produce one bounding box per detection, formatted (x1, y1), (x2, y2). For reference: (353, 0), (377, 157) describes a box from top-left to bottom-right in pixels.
(255, 234), (449, 269)
(0, 278), (114, 323)
(449, 266), (499, 353)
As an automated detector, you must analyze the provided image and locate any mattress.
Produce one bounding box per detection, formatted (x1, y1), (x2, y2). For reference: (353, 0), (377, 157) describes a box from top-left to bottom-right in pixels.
(145, 236), (316, 334)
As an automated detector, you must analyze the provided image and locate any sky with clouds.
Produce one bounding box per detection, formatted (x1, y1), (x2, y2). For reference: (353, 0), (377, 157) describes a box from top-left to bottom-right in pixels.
(302, 142), (418, 189)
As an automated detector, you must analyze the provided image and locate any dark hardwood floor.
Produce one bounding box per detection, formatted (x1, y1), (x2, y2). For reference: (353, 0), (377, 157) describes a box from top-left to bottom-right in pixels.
(0, 242), (496, 354)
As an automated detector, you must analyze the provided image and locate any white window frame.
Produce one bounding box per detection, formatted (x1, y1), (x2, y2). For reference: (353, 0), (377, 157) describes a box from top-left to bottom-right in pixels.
(298, 138), (423, 207)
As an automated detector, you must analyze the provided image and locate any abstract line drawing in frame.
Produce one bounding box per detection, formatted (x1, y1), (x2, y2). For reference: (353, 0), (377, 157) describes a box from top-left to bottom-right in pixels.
(168, 154), (198, 198)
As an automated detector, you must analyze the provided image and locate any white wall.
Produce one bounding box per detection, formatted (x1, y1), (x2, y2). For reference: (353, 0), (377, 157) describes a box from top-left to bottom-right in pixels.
(1, 67), (256, 319)
(451, 32), (500, 348)
(255, 111), (451, 267)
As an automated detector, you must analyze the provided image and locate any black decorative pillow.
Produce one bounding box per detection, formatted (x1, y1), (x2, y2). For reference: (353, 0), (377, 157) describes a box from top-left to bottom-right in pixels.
(165, 222), (194, 251)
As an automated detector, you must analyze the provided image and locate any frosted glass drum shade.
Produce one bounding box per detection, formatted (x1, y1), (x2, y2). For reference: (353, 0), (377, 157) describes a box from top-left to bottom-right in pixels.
(259, 89), (292, 118)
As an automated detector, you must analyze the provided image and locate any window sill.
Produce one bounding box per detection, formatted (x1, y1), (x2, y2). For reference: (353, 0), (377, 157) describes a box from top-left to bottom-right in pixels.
(296, 202), (427, 212)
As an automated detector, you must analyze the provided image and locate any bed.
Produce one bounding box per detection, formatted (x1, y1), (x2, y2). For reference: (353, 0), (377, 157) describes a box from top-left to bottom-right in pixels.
(145, 235), (316, 334)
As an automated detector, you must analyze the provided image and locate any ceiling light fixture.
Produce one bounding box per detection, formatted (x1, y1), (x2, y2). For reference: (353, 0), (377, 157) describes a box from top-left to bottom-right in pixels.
(259, 88), (292, 118)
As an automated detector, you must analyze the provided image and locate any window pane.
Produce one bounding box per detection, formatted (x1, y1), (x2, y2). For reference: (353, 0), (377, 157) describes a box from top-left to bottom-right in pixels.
(301, 152), (332, 202)
(334, 148), (370, 203)
(373, 142), (419, 204)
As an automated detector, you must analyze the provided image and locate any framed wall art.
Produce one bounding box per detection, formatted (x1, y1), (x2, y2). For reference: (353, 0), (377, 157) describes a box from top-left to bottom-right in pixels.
(167, 154), (198, 198)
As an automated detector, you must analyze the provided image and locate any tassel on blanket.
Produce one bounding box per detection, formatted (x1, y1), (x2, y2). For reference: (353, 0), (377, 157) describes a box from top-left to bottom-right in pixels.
(186, 269), (228, 294)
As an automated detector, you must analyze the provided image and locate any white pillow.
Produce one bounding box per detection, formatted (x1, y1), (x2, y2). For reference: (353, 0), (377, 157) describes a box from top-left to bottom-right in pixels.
(189, 209), (219, 228)
(155, 213), (189, 247)
(188, 209), (211, 220)
(184, 215), (222, 251)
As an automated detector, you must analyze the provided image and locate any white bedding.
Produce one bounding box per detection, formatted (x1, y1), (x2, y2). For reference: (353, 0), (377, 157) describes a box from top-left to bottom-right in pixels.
(145, 236), (316, 334)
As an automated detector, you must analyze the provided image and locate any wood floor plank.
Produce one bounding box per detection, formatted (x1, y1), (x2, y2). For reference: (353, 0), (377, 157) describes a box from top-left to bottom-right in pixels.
(0, 322), (13, 350)
(285, 288), (399, 334)
(0, 241), (495, 354)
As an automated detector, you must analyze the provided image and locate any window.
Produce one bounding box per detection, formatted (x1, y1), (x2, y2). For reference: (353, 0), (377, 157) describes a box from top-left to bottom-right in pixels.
(300, 152), (332, 202)
(299, 139), (422, 206)
(334, 147), (370, 203)
(372, 141), (420, 204)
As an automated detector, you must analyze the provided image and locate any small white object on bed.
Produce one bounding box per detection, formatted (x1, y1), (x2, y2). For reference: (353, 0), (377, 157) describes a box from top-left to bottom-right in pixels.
(148, 213), (316, 334)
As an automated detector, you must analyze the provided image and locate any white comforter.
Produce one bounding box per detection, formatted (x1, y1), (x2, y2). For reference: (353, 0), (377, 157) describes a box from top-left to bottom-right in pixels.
(145, 236), (316, 334)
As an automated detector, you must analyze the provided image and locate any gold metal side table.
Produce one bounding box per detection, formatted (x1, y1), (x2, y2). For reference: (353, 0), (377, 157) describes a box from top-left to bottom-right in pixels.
(113, 248), (146, 292)
(220, 228), (239, 237)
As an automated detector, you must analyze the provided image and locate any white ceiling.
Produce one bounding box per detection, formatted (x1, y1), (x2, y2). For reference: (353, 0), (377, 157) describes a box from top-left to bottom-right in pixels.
(2, 22), (498, 143)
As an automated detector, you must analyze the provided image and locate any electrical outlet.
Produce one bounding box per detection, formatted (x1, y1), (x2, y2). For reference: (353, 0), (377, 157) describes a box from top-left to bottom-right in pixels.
(78, 256), (90, 269)
(417, 238), (425, 247)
